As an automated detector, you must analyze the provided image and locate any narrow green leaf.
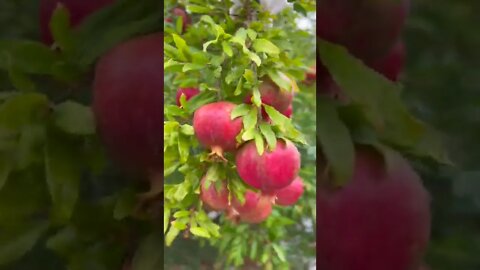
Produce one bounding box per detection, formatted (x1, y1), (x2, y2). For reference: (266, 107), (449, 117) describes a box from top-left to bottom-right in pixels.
(165, 227), (180, 246)
(259, 123), (277, 150)
(253, 39), (280, 55)
(222, 41), (233, 57)
(243, 107), (258, 130)
(190, 227), (210, 238)
(254, 133), (264, 156)
(317, 98), (354, 187)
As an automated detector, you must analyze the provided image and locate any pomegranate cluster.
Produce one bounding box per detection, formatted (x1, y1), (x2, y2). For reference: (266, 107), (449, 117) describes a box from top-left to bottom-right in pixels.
(184, 78), (304, 224)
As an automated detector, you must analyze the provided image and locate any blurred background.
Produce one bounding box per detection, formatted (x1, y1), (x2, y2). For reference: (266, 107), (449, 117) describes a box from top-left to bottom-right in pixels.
(0, 0), (479, 269)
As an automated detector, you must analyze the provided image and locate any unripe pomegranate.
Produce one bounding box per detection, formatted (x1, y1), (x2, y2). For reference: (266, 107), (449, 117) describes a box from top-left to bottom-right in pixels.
(199, 177), (229, 211)
(370, 40), (405, 82)
(175, 87), (199, 106)
(232, 190), (272, 224)
(193, 102), (243, 158)
(317, 145), (431, 270)
(93, 33), (163, 173)
(40, 0), (115, 44)
(318, 0), (410, 62)
(236, 139), (301, 193)
(275, 177), (304, 206)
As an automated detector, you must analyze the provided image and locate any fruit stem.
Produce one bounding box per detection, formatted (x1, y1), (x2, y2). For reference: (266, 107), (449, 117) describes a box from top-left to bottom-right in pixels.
(208, 146), (228, 162)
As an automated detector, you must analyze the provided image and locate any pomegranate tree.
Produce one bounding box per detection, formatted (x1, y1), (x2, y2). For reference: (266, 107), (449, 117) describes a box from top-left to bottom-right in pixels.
(200, 177), (229, 211)
(275, 177), (304, 206)
(232, 190), (273, 224)
(193, 101), (243, 157)
(93, 33), (163, 173)
(236, 139), (301, 193)
(318, 0), (410, 62)
(317, 146), (431, 270)
(176, 87), (200, 106)
(40, 0), (115, 44)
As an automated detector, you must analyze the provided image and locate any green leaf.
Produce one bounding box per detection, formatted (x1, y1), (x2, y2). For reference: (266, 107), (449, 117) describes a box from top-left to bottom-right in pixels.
(46, 226), (77, 257)
(254, 132), (265, 156)
(243, 107), (258, 131)
(53, 101), (95, 135)
(0, 157), (12, 191)
(182, 63), (204, 72)
(222, 41), (233, 57)
(231, 104), (250, 120)
(252, 87), (262, 107)
(187, 4), (212, 13)
(253, 39), (280, 55)
(164, 209), (170, 234)
(0, 40), (60, 75)
(0, 221), (49, 266)
(190, 227), (210, 238)
(50, 3), (76, 52)
(180, 124), (194, 135)
(259, 123), (277, 150)
(317, 98), (354, 187)
(8, 68), (36, 92)
(243, 69), (255, 84)
(131, 232), (163, 270)
(113, 189), (137, 220)
(248, 51), (262, 66)
(173, 210), (190, 219)
(185, 91), (217, 114)
(272, 244), (286, 262)
(318, 39), (449, 164)
(0, 93), (49, 130)
(246, 29), (257, 40)
(165, 227), (180, 246)
(44, 132), (81, 223)
(241, 128), (257, 142)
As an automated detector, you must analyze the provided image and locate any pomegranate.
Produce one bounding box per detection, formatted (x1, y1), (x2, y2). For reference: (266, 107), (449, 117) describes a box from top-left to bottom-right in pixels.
(282, 104), (293, 118)
(236, 139), (301, 193)
(303, 65), (317, 85)
(370, 40), (405, 82)
(93, 33), (163, 173)
(193, 102), (243, 158)
(232, 190), (272, 224)
(317, 145), (431, 270)
(175, 87), (200, 106)
(165, 7), (190, 32)
(245, 77), (294, 113)
(199, 176), (229, 211)
(40, 0), (115, 44)
(275, 177), (304, 206)
(318, 0), (410, 62)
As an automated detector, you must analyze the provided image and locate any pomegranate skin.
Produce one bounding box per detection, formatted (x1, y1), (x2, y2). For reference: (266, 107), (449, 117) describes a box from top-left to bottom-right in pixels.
(318, 0), (410, 62)
(200, 177), (229, 211)
(370, 40), (406, 82)
(236, 140), (301, 193)
(193, 102), (243, 153)
(175, 87), (200, 106)
(275, 177), (304, 206)
(93, 33), (163, 173)
(317, 146), (431, 270)
(245, 77), (294, 113)
(282, 104), (293, 118)
(165, 7), (190, 32)
(233, 190), (272, 224)
(40, 0), (115, 44)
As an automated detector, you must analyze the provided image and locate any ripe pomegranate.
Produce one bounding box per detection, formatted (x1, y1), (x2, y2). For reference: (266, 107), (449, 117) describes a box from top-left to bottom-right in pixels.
(245, 77), (294, 113)
(317, 145), (431, 270)
(236, 139), (301, 193)
(303, 65), (317, 85)
(175, 87), (199, 106)
(199, 176), (229, 211)
(40, 0), (115, 44)
(275, 177), (304, 206)
(165, 7), (190, 32)
(282, 104), (293, 118)
(232, 190), (272, 224)
(370, 40), (405, 82)
(318, 0), (410, 62)
(93, 33), (163, 173)
(193, 102), (243, 158)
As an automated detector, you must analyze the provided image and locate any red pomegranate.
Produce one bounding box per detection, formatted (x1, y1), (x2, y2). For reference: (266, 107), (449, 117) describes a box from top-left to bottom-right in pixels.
(199, 177), (229, 211)
(236, 139), (301, 193)
(175, 87), (200, 106)
(232, 190), (272, 224)
(303, 65), (317, 85)
(165, 7), (190, 32)
(245, 77), (294, 114)
(282, 104), (293, 118)
(193, 102), (243, 158)
(317, 145), (431, 270)
(275, 177), (304, 206)
(40, 0), (115, 44)
(318, 0), (410, 63)
(93, 33), (163, 173)
(370, 40), (406, 82)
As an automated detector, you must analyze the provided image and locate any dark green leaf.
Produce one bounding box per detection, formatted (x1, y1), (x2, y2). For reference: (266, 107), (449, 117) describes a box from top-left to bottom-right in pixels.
(54, 101), (95, 135)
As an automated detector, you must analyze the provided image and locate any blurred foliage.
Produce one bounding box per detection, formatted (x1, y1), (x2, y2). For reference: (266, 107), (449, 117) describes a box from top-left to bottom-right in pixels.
(403, 1), (480, 269)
